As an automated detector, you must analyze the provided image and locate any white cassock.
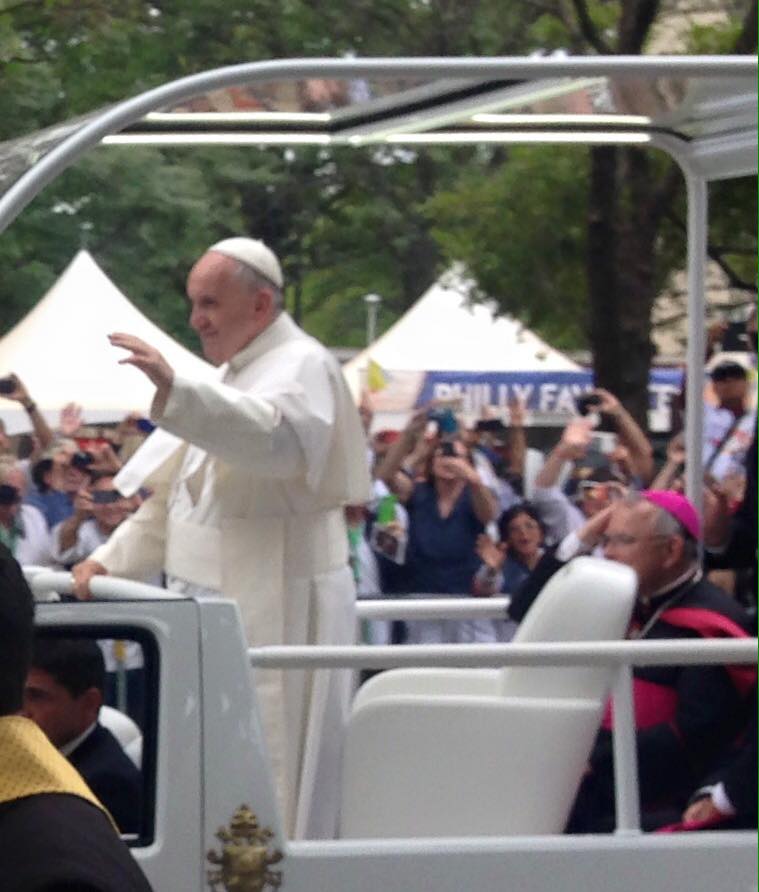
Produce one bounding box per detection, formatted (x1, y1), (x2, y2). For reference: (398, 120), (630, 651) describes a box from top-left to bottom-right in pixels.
(90, 312), (372, 838)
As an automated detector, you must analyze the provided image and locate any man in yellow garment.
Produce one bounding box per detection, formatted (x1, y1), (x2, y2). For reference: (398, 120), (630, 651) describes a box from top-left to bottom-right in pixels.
(72, 238), (371, 838)
(0, 545), (153, 890)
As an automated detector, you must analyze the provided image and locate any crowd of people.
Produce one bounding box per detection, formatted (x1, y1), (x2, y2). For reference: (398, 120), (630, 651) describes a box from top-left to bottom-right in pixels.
(0, 377), (151, 578)
(0, 234), (754, 883)
(350, 342), (756, 624)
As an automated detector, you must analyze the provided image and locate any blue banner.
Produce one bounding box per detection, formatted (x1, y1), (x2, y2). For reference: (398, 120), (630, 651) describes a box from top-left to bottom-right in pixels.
(415, 368), (683, 428)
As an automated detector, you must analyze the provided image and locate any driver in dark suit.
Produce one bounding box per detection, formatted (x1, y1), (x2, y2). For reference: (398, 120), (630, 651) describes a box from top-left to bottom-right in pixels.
(23, 637), (142, 835)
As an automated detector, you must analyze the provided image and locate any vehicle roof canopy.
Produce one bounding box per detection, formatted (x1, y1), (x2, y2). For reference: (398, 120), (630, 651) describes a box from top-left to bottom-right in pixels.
(108, 57), (757, 182)
(0, 56), (756, 204)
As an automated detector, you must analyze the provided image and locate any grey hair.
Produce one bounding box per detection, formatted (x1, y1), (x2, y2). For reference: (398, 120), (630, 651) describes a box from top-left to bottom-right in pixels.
(622, 491), (699, 563)
(231, 259), (284, 312)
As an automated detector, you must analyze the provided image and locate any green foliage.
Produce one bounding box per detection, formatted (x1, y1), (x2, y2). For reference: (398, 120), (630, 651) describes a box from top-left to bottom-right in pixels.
(687, 20), (746, 54)
(424, 146), (590, 348)
(0, 144), (247, 347)
(708, 175), (758, 291)
(0, 0), (755, 375)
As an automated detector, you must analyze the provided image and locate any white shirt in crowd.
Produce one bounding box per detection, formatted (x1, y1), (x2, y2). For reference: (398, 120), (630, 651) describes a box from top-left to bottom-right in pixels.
(52, 517), (109, 567)
(703, 404), (756, 481)
(14, 504), (54, 567)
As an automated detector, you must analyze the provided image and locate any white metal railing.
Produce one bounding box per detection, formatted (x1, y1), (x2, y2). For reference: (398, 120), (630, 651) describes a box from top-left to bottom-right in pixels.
(356, 596), (511, 621)
(247, 638), (756, 669)
(25, 569), (757, 834)
(248, 637), (757, 836)
(24, 569), (183, 601)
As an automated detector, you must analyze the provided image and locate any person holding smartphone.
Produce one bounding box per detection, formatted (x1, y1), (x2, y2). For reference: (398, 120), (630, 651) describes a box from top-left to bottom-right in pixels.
(530, 389), (651, 543)
(51, 474), (131, 568)
(376, 406), (500, 643)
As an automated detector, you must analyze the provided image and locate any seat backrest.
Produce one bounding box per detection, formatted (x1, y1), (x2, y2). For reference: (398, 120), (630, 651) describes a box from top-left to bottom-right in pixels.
(500, 556), (637, 701)
(99, 704), (142, 768)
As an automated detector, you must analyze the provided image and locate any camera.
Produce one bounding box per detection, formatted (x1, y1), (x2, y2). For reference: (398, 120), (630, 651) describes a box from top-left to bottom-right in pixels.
(575, 393), (601, 416)
(720, 320), (751, 352)
(440, 441), (456, 457)
(0, 376), (16, 395)
(71, 451), (94, 470)
(428, 407), (458, 435)
(92, 490), (121, 505)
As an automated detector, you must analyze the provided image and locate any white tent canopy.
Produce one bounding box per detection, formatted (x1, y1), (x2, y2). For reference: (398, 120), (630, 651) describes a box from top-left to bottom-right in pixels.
(344, 268), (579, 390)
(342, 268), (583, 427)
(0, 250), (212, 433)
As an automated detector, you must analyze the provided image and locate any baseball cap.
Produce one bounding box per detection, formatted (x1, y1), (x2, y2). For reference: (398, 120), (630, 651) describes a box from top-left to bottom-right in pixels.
(642, 489), (701, 540)
(710, 361), (748, 382)
(209, 237), (283, 289)
(706, 351), (752, 378)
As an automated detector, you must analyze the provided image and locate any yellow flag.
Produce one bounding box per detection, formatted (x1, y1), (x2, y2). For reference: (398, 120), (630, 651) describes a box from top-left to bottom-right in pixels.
(367, 359), (388, 392)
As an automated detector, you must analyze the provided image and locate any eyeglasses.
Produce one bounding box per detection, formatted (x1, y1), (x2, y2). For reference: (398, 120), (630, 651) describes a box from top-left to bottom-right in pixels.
(600, 533), (670, 548)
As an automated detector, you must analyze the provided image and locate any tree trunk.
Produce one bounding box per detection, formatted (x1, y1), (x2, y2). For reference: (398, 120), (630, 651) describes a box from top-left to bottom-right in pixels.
(586, 145), (668, 430)
(586, 148), (629, 401)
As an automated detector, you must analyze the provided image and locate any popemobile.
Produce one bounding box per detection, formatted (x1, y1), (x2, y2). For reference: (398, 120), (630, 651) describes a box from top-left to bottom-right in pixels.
(3, 52), (758, 892)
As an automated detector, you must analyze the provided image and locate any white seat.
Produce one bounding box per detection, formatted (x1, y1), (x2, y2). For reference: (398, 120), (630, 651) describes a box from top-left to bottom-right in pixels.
(340, 557), (637, 838)
(99, 704), (143, 769)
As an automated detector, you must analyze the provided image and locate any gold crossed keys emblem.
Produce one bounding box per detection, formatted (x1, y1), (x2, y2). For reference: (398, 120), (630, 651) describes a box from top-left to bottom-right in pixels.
(207, 805), (284, 891)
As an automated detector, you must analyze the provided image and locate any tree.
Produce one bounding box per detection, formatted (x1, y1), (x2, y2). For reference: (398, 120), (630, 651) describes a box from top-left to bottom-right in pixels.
(0, 0), (754, 405)
(558, 0), (755, 425)
(424, 0), (757, 427)
(0, 0), (544, 347)
(425, 146), (590, 350)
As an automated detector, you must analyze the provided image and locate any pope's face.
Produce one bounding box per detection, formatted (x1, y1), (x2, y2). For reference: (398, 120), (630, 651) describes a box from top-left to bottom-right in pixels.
(186, 252), (270, 365)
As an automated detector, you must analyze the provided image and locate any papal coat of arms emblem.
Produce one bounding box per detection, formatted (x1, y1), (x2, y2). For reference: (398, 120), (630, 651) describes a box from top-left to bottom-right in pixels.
(206, 805), (284, 891)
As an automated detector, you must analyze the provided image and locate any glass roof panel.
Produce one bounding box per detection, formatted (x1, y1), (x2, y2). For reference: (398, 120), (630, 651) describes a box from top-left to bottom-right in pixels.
(152, 76), (441, 119)
(135, 70), (754, 141)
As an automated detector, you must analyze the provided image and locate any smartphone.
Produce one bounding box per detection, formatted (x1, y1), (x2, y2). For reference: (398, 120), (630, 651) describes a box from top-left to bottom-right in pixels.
(575, 393), (601, 416)
(71, 451), (94, 470)
(721, 320), (750, 352)
(428, 407), (458, 435)
(0, 377), (15, 394)
(440, 441), (456, 457)
(590, 432), (618, 455)
(136, 418), (155, 434)
(92, 490), (122, 505)
(476, 419), (506, 433)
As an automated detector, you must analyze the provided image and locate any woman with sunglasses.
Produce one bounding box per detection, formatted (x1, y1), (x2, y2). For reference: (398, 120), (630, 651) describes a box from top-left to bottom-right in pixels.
(376, 406), (500, 642)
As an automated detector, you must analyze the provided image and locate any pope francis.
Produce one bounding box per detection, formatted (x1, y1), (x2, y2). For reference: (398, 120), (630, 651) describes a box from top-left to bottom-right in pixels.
(72, 237), (372, 839)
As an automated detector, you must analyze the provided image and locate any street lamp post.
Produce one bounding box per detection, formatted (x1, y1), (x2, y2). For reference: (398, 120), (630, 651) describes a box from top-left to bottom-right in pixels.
(363, 292), (382, 346)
